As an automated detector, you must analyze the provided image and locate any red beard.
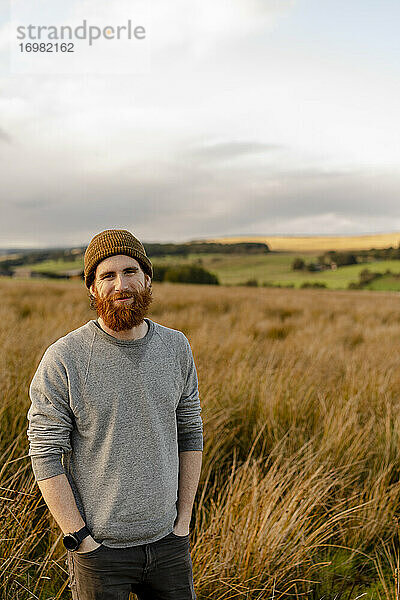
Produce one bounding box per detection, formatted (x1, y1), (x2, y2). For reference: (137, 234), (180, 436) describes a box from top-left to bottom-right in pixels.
(92, 286), (153, 332)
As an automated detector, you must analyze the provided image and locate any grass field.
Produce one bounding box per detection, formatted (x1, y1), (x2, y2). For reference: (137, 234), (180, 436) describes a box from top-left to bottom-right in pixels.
(2, 278), (400, 599)
(198, 256), (400, 289)
(367, 276), (400, 291)
(210, 232), (400, 252)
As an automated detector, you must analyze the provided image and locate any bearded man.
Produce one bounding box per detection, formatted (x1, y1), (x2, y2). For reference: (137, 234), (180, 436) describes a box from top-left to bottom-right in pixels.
(27, 229), (203, 600)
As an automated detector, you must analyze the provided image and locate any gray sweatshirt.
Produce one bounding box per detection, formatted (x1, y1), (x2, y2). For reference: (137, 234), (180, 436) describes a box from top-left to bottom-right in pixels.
(27, 318), (203, 548)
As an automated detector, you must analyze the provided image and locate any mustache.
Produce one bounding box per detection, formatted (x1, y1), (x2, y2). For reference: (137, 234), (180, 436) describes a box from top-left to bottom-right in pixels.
(112, 294), (134, 300)
(110, 290), (147, 301)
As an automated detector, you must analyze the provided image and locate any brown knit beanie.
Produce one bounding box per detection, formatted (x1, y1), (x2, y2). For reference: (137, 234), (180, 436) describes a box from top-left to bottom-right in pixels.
(84, 229), (153, 289)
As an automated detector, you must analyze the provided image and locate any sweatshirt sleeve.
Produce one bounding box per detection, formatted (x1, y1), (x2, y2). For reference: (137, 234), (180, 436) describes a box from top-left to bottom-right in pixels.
(27, 344), (74, 481)
(176, 337), (204, 452)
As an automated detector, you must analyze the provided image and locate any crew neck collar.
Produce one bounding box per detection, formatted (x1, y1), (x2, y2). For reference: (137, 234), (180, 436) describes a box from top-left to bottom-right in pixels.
(88, 318), (155, 347)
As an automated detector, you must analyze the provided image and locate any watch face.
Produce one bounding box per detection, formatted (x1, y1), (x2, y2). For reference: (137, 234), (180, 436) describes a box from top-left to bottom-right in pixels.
(63, 534), (78, 550)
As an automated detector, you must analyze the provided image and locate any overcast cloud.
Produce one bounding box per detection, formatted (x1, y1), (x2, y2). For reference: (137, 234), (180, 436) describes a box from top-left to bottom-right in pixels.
(1, 0), (399, 247)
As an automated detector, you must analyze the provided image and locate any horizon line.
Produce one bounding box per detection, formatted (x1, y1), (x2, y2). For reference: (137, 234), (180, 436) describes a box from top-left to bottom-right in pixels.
(2, 230), (400, 250)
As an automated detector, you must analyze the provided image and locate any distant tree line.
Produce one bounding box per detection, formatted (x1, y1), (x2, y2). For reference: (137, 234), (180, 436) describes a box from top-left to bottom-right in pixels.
(0, 242), (270, 274)
(355, 246), (400, 260)
(143, 242), (270, 256)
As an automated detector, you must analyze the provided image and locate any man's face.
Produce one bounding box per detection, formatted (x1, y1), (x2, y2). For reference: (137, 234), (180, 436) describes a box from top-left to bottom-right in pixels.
(89, 254), (152, 331)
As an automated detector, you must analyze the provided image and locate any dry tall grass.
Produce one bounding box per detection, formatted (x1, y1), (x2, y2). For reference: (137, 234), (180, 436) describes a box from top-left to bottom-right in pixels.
(210, 232), (400, 252)
(1, 278), (400, 599)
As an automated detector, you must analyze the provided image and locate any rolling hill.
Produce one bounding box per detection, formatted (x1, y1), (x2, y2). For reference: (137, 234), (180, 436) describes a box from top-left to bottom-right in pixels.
(208, 232), (400, 252)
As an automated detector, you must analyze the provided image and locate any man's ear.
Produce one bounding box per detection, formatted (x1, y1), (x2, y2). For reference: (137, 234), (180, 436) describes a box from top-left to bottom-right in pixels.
(145, 274), (151, 287)
(89, 283), (95, 296)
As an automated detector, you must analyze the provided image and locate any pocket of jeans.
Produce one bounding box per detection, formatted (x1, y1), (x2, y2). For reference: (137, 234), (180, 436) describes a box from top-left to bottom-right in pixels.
(75, 543), (106, 557)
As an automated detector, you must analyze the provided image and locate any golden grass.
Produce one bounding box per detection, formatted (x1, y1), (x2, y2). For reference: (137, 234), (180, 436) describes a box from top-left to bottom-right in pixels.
(1, 278), (400, 598)
(209, 233), (400, 252)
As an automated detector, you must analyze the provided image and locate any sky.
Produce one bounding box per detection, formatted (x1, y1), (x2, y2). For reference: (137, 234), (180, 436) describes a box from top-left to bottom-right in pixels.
(0, 0), (400, 247)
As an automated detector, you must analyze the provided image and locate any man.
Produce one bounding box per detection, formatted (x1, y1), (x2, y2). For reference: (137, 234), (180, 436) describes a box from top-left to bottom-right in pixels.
(27, 229), (203, 600)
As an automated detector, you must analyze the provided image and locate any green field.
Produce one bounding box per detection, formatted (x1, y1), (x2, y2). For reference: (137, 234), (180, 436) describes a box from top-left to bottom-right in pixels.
(15, 258), (84, 273)
(365, 275), (400, 291)
(156, 254), (400, 289)
(11, 253), (400, 290)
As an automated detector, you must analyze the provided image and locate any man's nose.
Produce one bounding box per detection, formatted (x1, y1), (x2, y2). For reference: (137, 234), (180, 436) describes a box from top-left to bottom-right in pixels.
(114, 274), (129, 291)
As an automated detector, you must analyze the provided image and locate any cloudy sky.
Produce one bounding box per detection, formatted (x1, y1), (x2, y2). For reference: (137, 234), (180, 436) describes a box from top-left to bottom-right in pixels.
(1, 0), (400, 247)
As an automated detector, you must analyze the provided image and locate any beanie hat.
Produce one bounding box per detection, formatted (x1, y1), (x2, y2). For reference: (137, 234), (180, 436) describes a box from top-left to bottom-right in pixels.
(84, 229), (153, 289)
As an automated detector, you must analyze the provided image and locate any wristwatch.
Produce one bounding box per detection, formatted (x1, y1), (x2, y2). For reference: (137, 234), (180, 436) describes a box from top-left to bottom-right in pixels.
(63, 525), (91, 551)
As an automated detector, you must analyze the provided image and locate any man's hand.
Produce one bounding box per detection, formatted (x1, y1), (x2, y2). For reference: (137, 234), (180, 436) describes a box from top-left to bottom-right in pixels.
(76, 535), (102, 553)
(173, 519), (190, 536)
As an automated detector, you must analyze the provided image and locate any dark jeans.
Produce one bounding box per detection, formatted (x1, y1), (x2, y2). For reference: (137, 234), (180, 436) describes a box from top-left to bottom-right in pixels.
(66, 531), (196, 599)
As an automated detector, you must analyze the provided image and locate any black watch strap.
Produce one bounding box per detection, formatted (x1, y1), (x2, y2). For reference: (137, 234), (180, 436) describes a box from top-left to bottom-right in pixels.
(75, 525), (91, 544)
